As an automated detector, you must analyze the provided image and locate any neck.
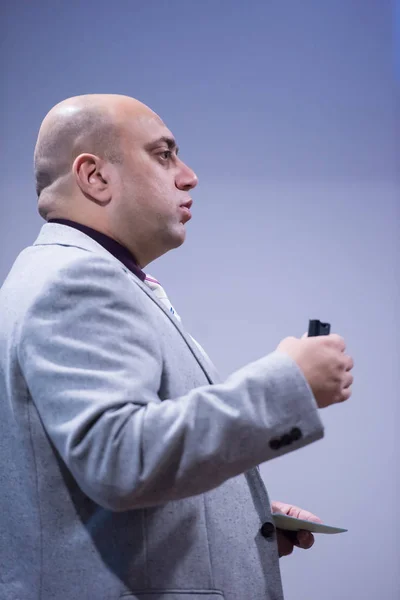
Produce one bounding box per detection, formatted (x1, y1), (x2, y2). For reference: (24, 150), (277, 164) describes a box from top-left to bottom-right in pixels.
(46, 213), (168, 268)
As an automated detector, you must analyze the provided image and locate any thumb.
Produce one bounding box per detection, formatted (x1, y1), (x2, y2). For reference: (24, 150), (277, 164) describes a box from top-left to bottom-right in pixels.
(301, 332), (308, 339)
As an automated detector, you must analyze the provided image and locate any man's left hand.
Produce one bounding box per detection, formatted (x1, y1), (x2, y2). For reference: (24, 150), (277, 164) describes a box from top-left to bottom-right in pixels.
(271, 501), (322, 558)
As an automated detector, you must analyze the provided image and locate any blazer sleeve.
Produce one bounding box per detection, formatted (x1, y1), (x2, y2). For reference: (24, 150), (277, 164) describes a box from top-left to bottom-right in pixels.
(18, 252), (324, 511)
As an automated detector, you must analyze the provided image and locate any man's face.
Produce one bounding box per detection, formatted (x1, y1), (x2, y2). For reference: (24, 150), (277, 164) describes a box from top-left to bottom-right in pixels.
(112, 109), (198, 264)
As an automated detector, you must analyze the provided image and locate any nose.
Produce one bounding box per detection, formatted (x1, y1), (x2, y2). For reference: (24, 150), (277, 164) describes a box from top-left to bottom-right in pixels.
(175, 159), (198, 191)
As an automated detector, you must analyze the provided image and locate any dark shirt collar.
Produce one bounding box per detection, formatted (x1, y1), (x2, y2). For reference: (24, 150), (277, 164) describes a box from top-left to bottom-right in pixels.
(48, 218), (146, 282)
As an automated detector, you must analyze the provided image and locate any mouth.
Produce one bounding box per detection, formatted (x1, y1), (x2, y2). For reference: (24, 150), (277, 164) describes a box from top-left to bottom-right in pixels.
(180, 198), (193, 223)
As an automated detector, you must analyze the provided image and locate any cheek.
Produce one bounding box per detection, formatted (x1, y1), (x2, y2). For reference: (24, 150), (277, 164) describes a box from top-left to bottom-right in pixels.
(144, 178), (176, 213)
(119, 163), (176, 215)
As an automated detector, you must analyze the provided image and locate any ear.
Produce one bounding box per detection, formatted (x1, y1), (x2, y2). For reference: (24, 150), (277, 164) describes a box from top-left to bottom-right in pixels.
(72, 153), (112, 204)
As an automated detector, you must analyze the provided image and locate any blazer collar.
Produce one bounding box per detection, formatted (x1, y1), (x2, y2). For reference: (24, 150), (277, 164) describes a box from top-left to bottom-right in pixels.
(33, 223), (217, 384)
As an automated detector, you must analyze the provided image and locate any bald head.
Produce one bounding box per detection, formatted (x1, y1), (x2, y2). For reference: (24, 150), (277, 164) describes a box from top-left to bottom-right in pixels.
(34, 94), (157, 217)
(33, 93), (198, 266)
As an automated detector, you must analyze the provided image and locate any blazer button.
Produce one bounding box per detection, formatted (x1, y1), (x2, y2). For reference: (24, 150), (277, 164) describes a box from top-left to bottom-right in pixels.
(260, 521), (275, 539)
(290, 427), (302, 441)
(280, 433), (292, 446)
(269, 438), (281, 450)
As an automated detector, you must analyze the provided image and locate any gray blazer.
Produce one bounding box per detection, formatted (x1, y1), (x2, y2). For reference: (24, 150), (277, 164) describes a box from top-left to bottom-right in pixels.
(0, 223), (324, 600)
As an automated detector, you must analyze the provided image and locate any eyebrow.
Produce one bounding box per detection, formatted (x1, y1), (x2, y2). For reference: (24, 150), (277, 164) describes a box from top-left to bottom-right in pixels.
(146, 136), (179, 155)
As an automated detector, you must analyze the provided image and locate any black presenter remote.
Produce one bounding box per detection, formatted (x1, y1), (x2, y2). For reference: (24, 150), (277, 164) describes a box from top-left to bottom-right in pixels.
(308, 320), (331, 337)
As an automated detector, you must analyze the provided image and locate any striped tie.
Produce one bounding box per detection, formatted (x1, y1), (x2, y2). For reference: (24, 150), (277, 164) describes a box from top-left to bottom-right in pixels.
(144, 274), (209, 360)
(144, 275), (181, 321)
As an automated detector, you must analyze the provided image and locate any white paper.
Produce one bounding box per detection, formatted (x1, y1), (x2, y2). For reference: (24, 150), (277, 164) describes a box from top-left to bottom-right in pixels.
(272, 513), (348, 534)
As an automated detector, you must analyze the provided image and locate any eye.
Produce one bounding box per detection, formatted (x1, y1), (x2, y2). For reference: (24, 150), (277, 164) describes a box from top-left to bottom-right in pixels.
(159, 150), (172, 161)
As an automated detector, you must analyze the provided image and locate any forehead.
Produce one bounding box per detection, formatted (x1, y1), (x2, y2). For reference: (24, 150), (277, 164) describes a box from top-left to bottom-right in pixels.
(122, 111), (174, 148)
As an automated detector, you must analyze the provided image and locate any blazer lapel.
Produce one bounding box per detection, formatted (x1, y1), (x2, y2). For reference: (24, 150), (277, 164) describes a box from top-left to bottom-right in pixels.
(125, 273), (218, 385)
(33, 223), (219, 385)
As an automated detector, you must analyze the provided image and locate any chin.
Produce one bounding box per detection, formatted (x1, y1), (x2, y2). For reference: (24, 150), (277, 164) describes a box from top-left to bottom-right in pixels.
(161, 224), (186, 254)
(171, 234), (186, 249)
(172, 224), (187, 247)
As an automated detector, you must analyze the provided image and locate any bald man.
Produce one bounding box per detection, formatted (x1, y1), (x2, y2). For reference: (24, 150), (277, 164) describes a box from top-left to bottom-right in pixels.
(0, 95), (353, 600)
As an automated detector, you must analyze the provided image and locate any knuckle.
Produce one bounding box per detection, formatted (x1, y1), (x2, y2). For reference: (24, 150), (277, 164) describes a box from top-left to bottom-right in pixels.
(329, 333), (346, 350)
(342, 388), (351, 401)
(333, 371), (342, 384)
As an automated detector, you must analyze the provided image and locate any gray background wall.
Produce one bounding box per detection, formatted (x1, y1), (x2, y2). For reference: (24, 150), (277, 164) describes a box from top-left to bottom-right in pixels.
(1, 1), (399, 598)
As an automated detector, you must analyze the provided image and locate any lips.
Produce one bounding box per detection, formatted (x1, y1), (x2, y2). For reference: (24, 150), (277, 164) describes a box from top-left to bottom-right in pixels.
(180, 198), (193, 223)
(181, 198), (193, 210)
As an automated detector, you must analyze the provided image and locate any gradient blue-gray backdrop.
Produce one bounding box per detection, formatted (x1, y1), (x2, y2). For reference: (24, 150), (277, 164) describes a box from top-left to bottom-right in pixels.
(1, 1), (399, 598)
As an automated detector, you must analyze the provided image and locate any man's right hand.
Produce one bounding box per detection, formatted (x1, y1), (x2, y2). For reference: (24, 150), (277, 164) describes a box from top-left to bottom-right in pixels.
(277, 334), (354, 408)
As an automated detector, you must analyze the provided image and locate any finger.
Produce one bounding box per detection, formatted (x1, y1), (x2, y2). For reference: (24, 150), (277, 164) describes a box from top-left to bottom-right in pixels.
(297, 530), (315, 549)
(271, 501), (291, 515)
(296, 510), (322, 523)
(342, 372), (354, 389)
(344, 354), (354, 371)
(327, 334), (346, 352)
(281, 529), (298, 544)
(284, 505), (322, 524)
(339, 386), (352, 402)
(276, 529), (295, 557)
